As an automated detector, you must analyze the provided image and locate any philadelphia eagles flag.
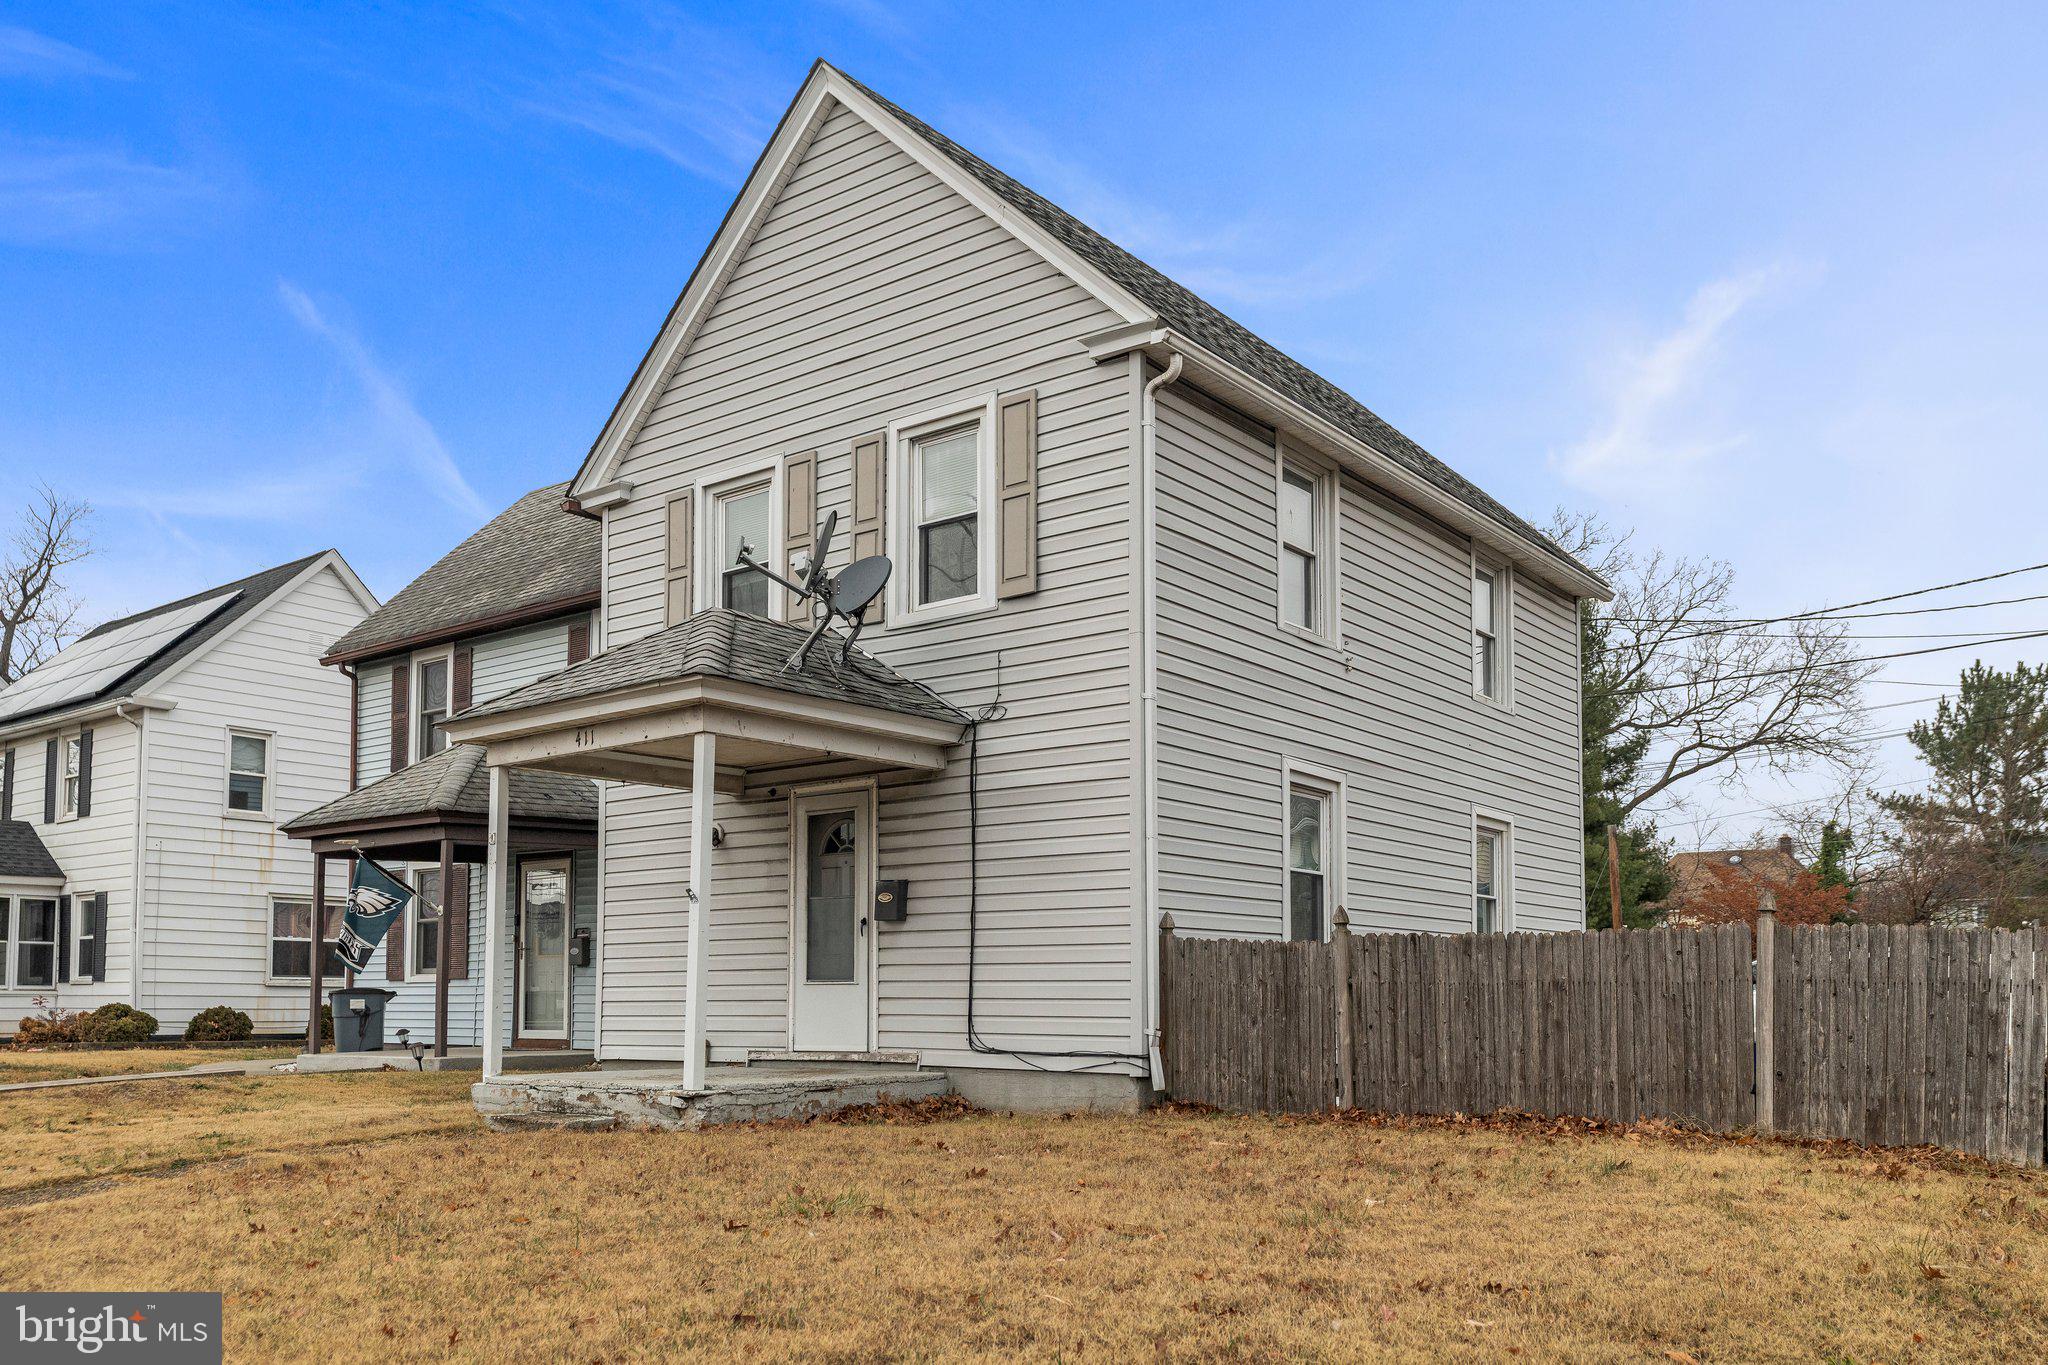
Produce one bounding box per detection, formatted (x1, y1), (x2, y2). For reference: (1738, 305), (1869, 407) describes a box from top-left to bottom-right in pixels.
(335, 856), (415, 972)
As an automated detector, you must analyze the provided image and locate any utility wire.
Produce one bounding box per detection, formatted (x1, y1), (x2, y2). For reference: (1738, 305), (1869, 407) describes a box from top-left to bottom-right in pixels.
(1625, 628), (2048, 694)
(1639, 559), (2048, 642)
(1601, 588), (2048, 627)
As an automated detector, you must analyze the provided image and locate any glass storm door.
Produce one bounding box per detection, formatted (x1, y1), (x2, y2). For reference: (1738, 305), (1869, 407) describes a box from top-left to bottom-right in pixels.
(517, 859), (571, 1042)
(790, 792), (872, 1052)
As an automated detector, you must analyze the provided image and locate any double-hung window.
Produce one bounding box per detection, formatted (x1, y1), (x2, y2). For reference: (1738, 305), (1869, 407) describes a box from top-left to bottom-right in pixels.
(15, 897), (57, 987)
(1472, 557), (1510, 702)
(227, 730), (271, 814)
(1474, 821), (1510, 933)
(60, 737), (81, 818)
(913, 424), (981, 607)
(713, 480), (774, 617)
(270, 896), (343, 981)
(1284, 768), (1342, 942)
(416, 656), (450, 760)
(1278, 457), (1334, 640)
(412, 866), (443, 978)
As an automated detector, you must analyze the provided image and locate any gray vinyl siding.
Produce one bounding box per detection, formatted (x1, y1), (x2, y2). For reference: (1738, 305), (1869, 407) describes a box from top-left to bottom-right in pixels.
(597, 96), (1138, 1069)
(1153, 387), (1585, 940)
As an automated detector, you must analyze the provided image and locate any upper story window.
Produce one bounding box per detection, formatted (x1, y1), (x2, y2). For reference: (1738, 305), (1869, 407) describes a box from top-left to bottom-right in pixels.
(227, 730), (271, 815)
(1471, 556), (1511, 703)
(1277, 456), (1336, 642)
(714, 480), (774, 617)
(416, 655), (450, 759)
(889, 396), (997, 626)
(1474, 819), (1510, 933)
(60, 737), (81, 818)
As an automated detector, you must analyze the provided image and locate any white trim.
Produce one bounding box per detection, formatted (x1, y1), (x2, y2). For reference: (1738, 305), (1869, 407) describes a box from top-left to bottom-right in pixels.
(784, 778), (878, 1054)
(693, 457), (786, 622)
(1275, 440), (1341, 649)
(69, 886), (96, 985)
(0, 693), (174, 747)
(885, 390), (1000, 628)
(56, 731), (82, 822)
(222, 725), (275, 821)
(1471, 807), (1515, 934)
(140, 551), (378, 699)
(1469, 546), (1514, 708)
(404, 863), (446, 985)
(1281, 758), (1347, 942)
(410, 648), (456, 765)
(514, 854), (574, 1042)
(6, 891), (61, 990)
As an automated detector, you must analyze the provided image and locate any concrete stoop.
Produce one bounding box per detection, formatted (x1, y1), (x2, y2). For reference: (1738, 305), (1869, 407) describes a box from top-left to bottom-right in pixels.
(471, 1062), (951, 1132)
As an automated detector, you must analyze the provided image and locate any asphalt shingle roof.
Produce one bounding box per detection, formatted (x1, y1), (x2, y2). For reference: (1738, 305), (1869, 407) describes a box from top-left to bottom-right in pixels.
(459, 609), (968, 728)
(836, 67), (1594, 586)
(284, 744), (597, 834)
(324, 483), (600, 664)
(0, 819), (63, 880)
(0, 553), (329, 731)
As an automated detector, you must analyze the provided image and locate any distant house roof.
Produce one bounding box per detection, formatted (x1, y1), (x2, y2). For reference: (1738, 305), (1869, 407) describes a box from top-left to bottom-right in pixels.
(0, 552), (331, 733)
(1659, 837), (1806, 923)
(284, 744), (596, 835)
(0, 820), (63, 880)
(457, 609), (968, 729)
(323, 483), (600, 665)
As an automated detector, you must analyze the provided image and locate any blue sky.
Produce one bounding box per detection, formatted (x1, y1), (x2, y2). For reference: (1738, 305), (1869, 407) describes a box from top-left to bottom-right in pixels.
(5, 2), (2046, 837)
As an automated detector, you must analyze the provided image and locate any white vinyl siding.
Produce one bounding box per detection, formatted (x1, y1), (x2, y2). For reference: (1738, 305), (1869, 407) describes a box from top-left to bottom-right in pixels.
(597, 97), (1136, 1069)
(1153, 386), (1584, 940)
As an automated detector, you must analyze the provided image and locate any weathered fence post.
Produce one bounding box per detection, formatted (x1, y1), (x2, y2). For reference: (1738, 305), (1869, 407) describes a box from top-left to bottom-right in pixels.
(1331, 905), (1355, 1110)
(1156, 913), (1175, 1096)
(1755, 891), (1777, 1135)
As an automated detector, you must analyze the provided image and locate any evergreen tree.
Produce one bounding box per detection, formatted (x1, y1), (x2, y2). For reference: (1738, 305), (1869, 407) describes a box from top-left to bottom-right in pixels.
(1814, 820), (1853, 895)
(1579, 601), (1671, 926)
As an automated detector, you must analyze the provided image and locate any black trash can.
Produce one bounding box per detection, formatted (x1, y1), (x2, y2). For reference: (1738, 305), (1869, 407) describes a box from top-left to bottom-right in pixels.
(328, 987), (398, 1052)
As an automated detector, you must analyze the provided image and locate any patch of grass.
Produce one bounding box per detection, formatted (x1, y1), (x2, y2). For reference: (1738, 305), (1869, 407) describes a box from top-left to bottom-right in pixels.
(0, 1075), (2043, 1359)
(0, 1046), (296, 1085)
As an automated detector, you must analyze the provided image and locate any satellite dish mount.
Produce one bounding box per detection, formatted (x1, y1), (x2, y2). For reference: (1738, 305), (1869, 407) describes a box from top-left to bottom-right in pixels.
(733, 509), (892, 671)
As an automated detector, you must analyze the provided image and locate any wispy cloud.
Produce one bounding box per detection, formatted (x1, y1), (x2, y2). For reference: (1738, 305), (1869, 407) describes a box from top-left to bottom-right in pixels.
(1555, 265), (1787, 495)
(101, 466), (364, 522)
(0, 136), (233, 248)
(0, 23), (129, 81)
(278, 281), (489, 520)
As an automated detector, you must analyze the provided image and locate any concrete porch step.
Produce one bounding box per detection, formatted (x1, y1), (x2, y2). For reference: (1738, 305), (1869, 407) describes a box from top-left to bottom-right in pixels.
(295, 1047), (594, 1074)
(472, 1062), (951, 1131)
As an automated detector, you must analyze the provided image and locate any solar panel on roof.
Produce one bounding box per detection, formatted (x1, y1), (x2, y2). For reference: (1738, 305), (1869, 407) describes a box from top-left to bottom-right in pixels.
(0, 590), (241, 723)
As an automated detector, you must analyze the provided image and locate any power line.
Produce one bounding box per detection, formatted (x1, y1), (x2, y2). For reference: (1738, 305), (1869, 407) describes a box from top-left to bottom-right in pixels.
(1630, 559), (2048, 643)
(1720, 629), (2047, 641)
(1602, 588), (2048, 627)
(1626, 628), (2048, 694)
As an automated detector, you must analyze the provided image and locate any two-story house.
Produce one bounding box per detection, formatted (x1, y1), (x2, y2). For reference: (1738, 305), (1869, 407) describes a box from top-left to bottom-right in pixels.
(284, 483), (601, 1059)
(444, 62), (1608, 1116)
(0, 551), (375, 1036)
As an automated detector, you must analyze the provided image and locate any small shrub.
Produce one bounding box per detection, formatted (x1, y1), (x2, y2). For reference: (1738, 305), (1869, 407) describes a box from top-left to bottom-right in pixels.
(76, 1002), (159, 1044)
(183, 1005), (254, 1042)
(13, 998), (80, 1047)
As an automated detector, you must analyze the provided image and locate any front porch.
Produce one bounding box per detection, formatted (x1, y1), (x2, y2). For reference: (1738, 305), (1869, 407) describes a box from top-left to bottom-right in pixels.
(472, 1059), (952, 1130)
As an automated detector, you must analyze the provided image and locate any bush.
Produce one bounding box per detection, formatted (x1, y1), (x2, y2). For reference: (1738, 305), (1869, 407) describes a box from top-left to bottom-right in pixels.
(13, 1001), (80, 1047)
(183, 1005), (254, 1042)
(76, 1002), (158, 1044)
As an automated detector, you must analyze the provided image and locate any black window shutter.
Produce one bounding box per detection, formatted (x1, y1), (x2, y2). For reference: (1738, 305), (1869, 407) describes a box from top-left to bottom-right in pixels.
(85, 894), (106, 982)
(2, 746), (13, 821)
(76, 728), (93, 818)
(56, 894), (71, 984)
(43, 738), (57, 824)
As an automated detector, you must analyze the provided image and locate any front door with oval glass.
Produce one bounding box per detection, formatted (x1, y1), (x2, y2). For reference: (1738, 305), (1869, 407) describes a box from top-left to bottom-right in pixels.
(790, 791), (873, 1052)
(516, 858), (571, 1044)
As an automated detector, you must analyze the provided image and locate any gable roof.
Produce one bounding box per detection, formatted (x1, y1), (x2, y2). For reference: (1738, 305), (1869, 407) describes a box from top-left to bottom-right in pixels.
(571, 60), (1600, 594)
(283, 743), (596, 835)
(323, 483), (600, 665)
(0, 552), (334, 732)
(0, 820), (62, 880)
(457, 609), (968, 729)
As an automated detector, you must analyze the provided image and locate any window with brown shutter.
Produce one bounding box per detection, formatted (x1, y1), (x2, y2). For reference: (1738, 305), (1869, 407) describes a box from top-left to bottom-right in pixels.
(996, 389), (1039, 598)
(388, 662), (410, 772)
(452, 646), (474, 712)
(567, 620), (591, 663)
(850, 430), (886, 622)
(785, 450), (817, 571)
(446, 864), (471, 980)
(664, 494), (693, 627)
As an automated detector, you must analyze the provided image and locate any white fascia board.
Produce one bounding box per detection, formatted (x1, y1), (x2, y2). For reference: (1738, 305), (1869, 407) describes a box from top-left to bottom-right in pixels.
(1080, 321), (1612, 603)
(0, 693), (175, 745)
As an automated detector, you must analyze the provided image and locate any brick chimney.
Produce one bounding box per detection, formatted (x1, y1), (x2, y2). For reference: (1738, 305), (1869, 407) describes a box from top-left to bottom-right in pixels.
(1777, 835), (1794, 856)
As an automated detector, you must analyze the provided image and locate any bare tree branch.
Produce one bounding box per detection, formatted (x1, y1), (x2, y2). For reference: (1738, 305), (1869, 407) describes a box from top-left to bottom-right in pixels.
(0, 484), (95, 685)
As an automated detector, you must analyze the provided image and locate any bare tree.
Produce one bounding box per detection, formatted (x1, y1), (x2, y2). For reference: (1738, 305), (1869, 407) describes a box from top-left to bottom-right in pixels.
(1552, 510), (1875, 825)
(0, 484), (95, 685)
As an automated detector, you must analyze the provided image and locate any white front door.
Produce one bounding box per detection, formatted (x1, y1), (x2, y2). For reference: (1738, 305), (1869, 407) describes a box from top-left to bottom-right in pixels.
(790, 791), (873, 1052)
(516, 858), (572, 1043)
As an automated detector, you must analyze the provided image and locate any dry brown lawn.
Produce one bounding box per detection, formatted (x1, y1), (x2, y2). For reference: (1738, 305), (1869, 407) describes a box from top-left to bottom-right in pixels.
(1, 1075), (2045, 1362)
(0, 1045), (296, 1085)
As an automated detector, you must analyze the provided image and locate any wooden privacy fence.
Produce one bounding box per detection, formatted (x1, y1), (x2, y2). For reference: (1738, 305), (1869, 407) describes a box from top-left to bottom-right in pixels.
(1157, 911), (2048, 1166)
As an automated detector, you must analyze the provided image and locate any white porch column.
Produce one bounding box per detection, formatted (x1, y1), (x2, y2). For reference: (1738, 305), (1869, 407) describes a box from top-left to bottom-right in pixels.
(683, 730), (717, 1090)
(481, 763), (512, 1080)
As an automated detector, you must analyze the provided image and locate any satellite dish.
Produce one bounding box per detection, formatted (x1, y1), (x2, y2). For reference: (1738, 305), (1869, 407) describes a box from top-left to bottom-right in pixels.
(734, 515), (892, 671)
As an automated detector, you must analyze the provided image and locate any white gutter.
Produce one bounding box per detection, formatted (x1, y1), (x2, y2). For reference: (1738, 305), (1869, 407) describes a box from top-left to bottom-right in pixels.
(0, 693), (176, 746)
(1138, 350), (1182, 1085)
(1083, 322), (1613, 603)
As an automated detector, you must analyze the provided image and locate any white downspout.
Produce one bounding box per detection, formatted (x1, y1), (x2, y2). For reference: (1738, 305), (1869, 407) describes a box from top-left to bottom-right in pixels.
(115, 702), (148, 1010)
(1139, 352), (1182, 1085)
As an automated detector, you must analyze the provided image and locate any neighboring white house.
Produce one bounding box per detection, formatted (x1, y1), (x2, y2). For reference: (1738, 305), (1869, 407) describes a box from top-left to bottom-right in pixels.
(284, 484), (600, 1057)
(438, 61), (1609, 1113)
(0, 551), (377, 1036)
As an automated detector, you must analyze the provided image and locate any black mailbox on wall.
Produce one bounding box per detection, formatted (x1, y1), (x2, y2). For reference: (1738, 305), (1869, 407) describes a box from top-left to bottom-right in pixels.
(874, 880), (909, 922)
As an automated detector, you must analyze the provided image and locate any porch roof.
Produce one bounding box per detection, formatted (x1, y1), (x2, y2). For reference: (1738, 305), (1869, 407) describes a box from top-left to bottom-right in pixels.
(0, 819), (63, 881)
(283, 744), (597, 842)
(442, 610), (967, 790)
